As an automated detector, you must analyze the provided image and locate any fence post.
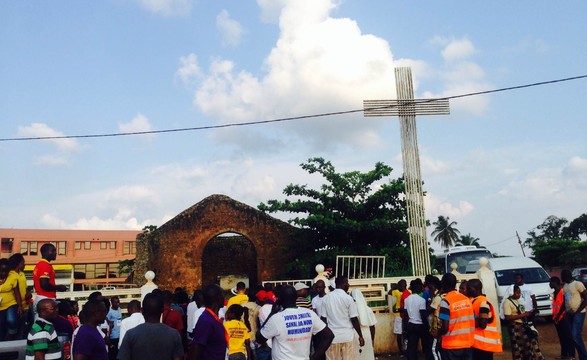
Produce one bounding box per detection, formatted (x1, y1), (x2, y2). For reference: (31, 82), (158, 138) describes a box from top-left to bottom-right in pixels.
(450, 262), (461, 275)
(141, 271), (158, 301)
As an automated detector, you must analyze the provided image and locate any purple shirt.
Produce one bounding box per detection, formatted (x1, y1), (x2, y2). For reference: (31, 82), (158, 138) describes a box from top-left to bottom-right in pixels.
(191, 310), (227, 360)
(72, 325), (108, 360)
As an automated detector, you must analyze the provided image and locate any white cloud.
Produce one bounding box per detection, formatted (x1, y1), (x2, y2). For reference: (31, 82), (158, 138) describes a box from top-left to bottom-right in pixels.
(256, 0), (289, 23)
(191, 0), (396, 150)
(17, 123), (80, 152)
(17, 123), (82, 165)
(40, 211), (152, 230)
(421, 155), (450, 175)
(498, 156), (587, 200)
(420, 38), (491, 116)
(118, 114), (154, 138)
(216, 10), (245, 47)
(245, 175), (276, 198)
(135, 0), (192, 16)
(563, 156), (587, 190)
(175, 53), (201, 85)
(440, 38), (476, 62)
(425, 193), (475, 220)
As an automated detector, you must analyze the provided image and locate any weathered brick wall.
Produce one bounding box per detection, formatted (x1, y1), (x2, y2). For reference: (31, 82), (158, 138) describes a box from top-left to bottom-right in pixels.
(135, 194), (302, 292)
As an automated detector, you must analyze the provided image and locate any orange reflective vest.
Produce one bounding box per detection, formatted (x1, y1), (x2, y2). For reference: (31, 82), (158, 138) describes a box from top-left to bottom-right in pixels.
(552, 289), (566, 320)
(471, 295), (502, 353)
(441, 290), (475, 349)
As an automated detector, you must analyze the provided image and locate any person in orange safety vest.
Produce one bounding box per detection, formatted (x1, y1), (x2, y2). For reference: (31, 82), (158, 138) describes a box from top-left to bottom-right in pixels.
(550, 276), (575, 360)
(466, 279), (502, 360)
(438, 273), (474, 360)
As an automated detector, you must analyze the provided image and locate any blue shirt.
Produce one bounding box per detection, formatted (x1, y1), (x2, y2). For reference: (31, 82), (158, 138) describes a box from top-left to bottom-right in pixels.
(107, 307), (123, 339)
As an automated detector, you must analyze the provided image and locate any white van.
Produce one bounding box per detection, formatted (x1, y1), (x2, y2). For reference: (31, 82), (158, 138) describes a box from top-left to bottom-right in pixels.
(466, 256), (553, 317)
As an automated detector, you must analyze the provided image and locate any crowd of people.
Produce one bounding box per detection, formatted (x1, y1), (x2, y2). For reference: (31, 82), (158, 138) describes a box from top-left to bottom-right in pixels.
(1, 242), (586, 360)
(390, 272), (587, 360)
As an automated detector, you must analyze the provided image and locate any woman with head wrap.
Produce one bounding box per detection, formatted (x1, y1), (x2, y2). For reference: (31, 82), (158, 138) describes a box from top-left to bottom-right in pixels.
(351, 289), (377, 360)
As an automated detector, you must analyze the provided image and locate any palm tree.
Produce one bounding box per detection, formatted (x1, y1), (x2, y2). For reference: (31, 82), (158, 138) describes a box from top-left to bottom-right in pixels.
(455, 233), (481, 248)
(431, 216), (460, 249)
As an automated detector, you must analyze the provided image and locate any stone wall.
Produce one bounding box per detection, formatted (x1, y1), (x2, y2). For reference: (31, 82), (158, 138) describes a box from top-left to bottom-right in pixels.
(135, 194), (303, 291)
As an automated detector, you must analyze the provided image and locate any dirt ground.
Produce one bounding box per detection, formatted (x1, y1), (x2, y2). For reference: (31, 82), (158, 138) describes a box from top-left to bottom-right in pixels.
(377, 317), (587, 359)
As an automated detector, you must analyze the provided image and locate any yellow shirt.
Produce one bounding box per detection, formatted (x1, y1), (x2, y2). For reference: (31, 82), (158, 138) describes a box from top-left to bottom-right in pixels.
(503, 297), (524, 323)
(12, 270), (28, 310)
(564, 280), (587, 313)
(391, 289), (402, 313)
(226, 294), (249, 309)
(0, 271), (19, 311)
(224, 319), (250, 355)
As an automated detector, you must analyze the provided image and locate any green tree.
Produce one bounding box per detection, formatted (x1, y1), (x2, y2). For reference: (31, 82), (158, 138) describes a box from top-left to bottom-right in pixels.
(455, 233), (481, 248)
(258, 157), (410, 277)
(525, 215), (567, 247)
(526, 214), (587, 269)
(564, 213), (587, 240)
(431, 216), (460, 249)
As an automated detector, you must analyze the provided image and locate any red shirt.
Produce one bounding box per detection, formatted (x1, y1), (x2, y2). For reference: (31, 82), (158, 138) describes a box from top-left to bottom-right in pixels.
(33, 259), (56, 298)
(163, 306), (184, 334)
(400, 289), (411, 319)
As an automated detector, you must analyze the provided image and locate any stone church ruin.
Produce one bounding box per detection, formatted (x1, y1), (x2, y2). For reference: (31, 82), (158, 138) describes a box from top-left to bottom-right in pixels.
(134, 194), (303, 291)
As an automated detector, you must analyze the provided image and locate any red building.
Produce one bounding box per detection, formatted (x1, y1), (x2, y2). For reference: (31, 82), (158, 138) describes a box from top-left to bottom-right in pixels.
(0, 228), (140, 287)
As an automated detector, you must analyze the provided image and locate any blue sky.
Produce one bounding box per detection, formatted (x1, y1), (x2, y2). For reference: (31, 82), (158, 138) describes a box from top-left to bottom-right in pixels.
(1, 0), (586, 257)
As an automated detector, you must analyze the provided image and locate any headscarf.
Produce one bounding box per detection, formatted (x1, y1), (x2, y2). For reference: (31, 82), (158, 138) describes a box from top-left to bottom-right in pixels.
(351, 289), (377, 327)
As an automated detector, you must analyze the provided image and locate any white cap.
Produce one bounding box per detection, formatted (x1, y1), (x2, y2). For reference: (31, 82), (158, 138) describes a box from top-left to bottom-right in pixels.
(294, 282), (309, 291)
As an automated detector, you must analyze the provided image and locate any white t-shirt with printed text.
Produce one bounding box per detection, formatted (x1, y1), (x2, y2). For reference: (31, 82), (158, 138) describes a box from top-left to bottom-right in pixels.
(260, 307), (326, 360)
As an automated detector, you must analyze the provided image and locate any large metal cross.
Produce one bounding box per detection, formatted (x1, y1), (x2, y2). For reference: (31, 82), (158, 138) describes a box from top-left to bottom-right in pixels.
(363, 67), (450, 277)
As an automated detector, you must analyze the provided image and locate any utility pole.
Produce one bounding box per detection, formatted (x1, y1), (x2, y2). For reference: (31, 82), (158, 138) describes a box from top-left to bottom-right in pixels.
(516, 231), (526, 257)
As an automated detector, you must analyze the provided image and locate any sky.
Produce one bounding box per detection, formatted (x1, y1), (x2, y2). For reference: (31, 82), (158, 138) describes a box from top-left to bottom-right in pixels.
(1, 0), (586, 258)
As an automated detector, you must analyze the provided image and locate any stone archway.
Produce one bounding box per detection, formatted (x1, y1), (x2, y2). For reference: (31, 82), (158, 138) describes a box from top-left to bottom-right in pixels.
(135, 194), (303, 291)
(201, 232), (258, 287)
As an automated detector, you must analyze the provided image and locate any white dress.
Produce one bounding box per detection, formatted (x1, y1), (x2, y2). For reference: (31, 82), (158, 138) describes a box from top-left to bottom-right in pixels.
(351, 289), (377, 360)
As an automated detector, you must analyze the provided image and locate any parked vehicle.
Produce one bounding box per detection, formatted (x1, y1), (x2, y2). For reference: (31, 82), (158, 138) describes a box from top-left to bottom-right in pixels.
(466, 256), (553, 318)
(572, 267), (587, 286)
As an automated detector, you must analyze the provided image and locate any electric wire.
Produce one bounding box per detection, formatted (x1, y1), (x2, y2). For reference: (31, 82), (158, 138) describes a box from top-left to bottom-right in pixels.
(1, 74), (586, 142)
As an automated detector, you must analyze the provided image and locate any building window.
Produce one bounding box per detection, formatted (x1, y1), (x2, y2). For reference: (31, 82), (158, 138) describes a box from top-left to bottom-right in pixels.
(100, 242), (107, 250)
(123, 242), (136, 255)
(84, 241), (91, 250)
(57, 241), (66, 255)
(109, 263), (119, 276)
(20, 242), (28, 255)
(29, 242), (38, 256)
(75, 242), (82, 250)
(74, 263), (113, 280)
(109, 241), (116, 250)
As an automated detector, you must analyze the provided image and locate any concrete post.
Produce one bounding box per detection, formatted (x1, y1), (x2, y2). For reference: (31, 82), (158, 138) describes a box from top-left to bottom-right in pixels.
(450, 262), (460, 275)
(141, 271), (158, 301)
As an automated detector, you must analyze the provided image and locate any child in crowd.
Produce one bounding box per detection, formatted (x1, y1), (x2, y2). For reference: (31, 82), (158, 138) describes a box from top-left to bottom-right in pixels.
(224, 304), (253, 360)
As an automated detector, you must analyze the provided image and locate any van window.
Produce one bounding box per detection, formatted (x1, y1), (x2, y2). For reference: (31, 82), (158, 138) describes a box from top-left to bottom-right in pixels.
(494, 267), (550, 286)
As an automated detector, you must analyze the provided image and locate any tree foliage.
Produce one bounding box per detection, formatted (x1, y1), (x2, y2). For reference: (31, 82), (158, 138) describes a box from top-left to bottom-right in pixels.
(526, 214), (587, 269)
(431, 216), (460, 249)
(258, 157), (410, 277)
(455, 233), (481, 248)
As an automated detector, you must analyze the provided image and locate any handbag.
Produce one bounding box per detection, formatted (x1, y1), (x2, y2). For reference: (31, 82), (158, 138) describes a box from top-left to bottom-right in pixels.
(508, 298), (538, 339)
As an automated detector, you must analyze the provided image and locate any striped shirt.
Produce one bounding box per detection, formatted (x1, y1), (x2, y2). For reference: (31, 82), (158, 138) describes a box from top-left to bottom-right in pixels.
(26, 318), (62, 360)
(296, 296), (313, 310)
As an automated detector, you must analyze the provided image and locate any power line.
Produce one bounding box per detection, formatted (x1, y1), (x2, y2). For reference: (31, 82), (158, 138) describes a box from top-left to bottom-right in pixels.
(1, 74), (586, 142)
(484, 235), (517, 247)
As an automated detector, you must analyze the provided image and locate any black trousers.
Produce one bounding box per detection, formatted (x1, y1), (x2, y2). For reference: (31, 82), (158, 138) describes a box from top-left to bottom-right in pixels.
(406, 322), (431, 360)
